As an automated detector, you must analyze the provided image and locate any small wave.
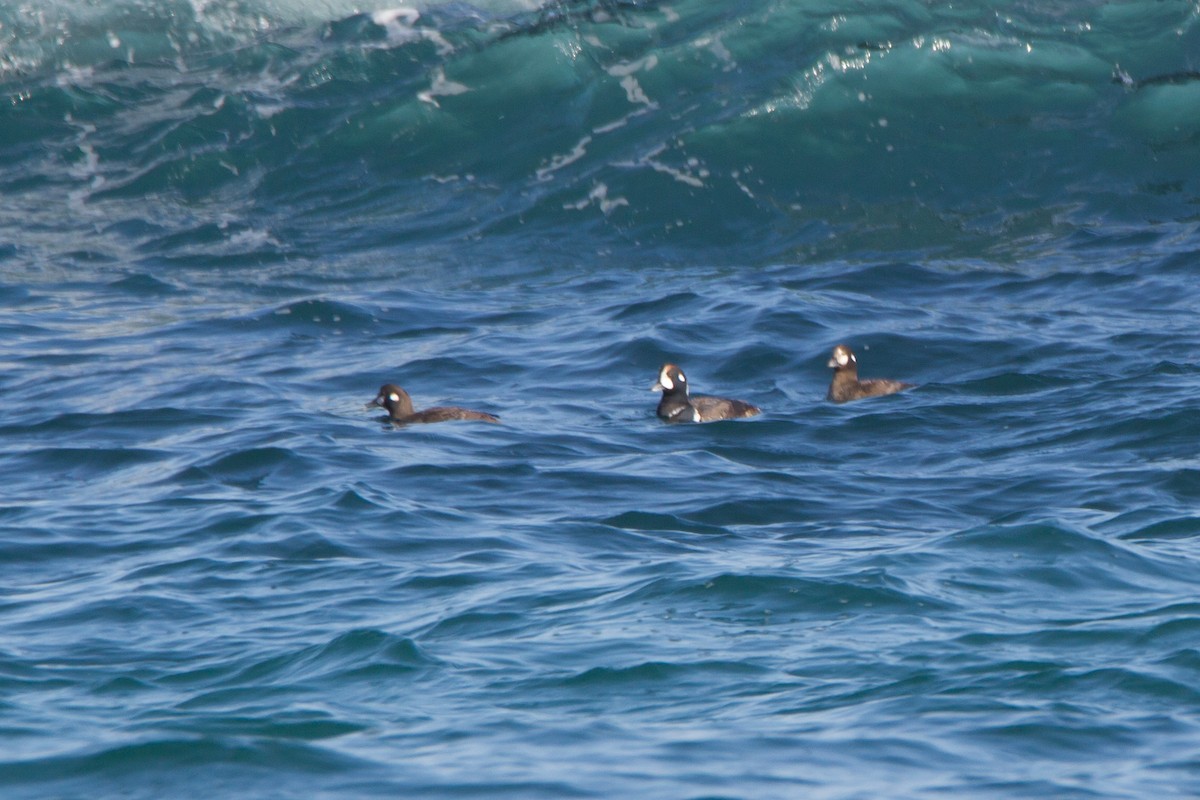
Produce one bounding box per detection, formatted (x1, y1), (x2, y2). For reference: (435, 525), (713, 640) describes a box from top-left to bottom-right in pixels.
(0, 737), (360, 794)
(214, 628), (437, 687)
(556, 658), (769, 689)
(623, 570), (949, 619)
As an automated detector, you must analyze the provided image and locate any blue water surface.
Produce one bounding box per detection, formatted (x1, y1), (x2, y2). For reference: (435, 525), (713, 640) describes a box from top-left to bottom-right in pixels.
(2, 1), (1200, 797)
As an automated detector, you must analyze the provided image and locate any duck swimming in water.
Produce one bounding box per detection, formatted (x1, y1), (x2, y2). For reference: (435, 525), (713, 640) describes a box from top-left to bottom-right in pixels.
(652, 363), (761, 423)
(825, 345), (914, 403)
(369, 383), (500, 425)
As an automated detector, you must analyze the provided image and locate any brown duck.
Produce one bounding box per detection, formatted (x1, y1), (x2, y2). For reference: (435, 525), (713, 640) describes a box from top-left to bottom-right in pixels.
(826, 345), (914, 403)
(369, 383), (500, 425)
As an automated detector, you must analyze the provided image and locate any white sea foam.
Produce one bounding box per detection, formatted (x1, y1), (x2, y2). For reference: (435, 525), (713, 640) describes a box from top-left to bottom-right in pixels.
(537, 136), (593, 182)
(418, 67), (470, 106)
(565, 183), (629, 215)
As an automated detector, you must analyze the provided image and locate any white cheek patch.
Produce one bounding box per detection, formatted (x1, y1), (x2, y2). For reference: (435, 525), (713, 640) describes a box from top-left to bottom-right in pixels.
(658, 371), (674, 391)
(388, 393), (400, 402)
(836, 351), (850, 366)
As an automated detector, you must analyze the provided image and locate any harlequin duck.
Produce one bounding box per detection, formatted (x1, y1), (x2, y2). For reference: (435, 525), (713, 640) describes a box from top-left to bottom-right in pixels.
(826, 345), (914, 403)
(369, 384), (500, 425)
(652, 363), (761, 423)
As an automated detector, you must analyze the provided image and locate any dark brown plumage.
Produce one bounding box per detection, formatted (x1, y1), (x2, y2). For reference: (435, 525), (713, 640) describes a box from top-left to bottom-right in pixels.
(369, 384), (500, 425)
(825, 345), (914, 403)
(652, 363), (761, 423)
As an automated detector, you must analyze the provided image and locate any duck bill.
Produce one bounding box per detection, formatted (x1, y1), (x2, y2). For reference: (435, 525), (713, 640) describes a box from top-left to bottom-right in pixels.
(651, 381), (664, 392)
(827, 358), (838, 368)
(367, 394), (385, 409)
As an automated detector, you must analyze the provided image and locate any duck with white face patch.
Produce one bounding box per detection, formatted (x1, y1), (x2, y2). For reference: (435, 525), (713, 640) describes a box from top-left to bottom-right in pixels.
(369, 384), (500, 425)
(652, 363), (761, 423)
(825, 345), (914, 403)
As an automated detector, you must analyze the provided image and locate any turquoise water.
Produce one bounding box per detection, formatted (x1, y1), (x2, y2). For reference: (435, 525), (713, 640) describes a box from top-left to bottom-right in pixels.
(3, 1), (1200, 797)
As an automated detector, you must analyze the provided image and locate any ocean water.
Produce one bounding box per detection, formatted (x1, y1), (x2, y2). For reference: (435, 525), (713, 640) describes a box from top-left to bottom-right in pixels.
(3, 0), (1200, 797)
